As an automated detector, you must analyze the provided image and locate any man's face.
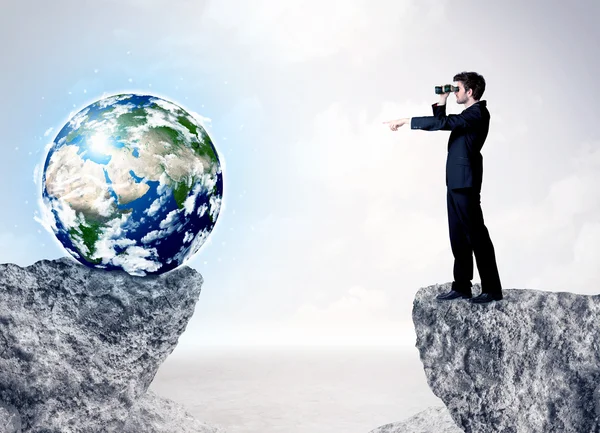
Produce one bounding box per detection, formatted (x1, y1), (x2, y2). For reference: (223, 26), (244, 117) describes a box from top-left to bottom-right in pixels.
(454, 81), (470, 104)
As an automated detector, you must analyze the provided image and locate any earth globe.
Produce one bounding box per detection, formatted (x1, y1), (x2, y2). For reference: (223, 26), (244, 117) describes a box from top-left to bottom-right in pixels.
(41, 93), (223, 276)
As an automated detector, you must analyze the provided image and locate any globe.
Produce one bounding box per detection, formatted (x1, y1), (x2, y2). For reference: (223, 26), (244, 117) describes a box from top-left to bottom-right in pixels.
(41, 94), (223, 276)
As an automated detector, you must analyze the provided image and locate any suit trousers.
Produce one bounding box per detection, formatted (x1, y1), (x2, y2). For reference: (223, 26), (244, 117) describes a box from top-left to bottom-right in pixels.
(447, 187), (502, 296)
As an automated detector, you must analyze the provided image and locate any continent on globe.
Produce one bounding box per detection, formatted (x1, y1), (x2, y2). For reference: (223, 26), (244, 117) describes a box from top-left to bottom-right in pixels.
(41, 94), (223, 276)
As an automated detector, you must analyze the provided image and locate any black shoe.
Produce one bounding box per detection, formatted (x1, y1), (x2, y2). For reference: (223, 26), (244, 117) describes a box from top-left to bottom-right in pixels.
(470, 292), (503, 304)
(436, 290), (472, 301)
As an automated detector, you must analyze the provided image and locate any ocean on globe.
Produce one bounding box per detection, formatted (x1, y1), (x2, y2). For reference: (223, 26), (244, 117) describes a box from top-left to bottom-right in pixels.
(41, 93), (223, 276)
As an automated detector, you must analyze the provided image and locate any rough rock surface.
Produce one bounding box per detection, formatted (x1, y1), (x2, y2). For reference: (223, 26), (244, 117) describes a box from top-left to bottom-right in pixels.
(0, 401), (21, 433)
(368, 406), (462, 433)
(124, 389), (225, 433)
(0, 258), (213, 432)
(0, 390), (225, 433)
(413, 282), (600, 433)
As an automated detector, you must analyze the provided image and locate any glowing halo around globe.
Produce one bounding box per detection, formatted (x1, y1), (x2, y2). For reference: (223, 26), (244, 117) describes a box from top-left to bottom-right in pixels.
(41, 93), (224, 276)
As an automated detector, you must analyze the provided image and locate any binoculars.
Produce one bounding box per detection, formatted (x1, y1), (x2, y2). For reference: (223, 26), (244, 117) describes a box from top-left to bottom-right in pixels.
(435, 85), (459, 94)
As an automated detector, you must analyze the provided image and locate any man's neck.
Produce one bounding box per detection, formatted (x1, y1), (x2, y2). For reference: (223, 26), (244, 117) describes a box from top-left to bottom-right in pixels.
(464, 99), (479, 109)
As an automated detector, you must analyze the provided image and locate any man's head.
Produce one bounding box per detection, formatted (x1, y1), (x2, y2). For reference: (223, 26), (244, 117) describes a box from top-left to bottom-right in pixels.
(452, 71), (486, 106)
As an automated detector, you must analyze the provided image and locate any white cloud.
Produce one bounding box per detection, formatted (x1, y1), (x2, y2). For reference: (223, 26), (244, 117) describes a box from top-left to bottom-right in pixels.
(189, 111), (212, 131)
(64, 247), (81, 259)
(90, 214), (135, 262)
(156, 172), (171, 196)
(68, 107), (90, 130)
(114, 237), (137, 248)
(43, 127), (54, 137)
(141, 228), (163, 244)
(105, 101), (136, 119)
(110, 245), (162, 276)
(173, 228), (211, 265)
(33, 141), (56, 187)
(141, 210), (183, 244)
(149, 97), (181, 115)
(208, 195), (221, 222)
(32, 163), (41, 186)
(48, 197), (79, 230)
(34, 197), (57, 233)
(159, 209), (179, 229)
(197, 203), (208, 217)
(145, 193), (168, 217)
(97, 94), (130, 109)
(183, 183), (202, 216)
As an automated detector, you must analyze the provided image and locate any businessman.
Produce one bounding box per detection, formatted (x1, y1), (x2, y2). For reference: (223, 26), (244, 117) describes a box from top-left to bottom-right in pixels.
(383, 71), (503, 304)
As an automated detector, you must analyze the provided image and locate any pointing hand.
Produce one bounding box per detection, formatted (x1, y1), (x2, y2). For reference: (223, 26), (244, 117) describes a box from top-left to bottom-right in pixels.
(383, 118), (407, 131)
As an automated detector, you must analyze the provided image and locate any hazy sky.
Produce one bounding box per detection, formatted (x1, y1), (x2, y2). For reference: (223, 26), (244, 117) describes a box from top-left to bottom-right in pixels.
(1, 0), (599, 349)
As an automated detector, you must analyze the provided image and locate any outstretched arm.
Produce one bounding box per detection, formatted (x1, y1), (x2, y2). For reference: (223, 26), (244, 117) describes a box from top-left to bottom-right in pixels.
(412, 108), (480, 131)
(384, 93), (450, 131)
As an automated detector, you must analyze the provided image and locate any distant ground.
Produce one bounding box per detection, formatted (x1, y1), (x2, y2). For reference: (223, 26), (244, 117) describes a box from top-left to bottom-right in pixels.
(150, 346), (443, 433)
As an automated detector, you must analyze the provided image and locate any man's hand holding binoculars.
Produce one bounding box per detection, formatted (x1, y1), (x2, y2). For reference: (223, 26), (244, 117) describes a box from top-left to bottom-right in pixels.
(437, 92), (449, 106)
(436, 84), (457, 104)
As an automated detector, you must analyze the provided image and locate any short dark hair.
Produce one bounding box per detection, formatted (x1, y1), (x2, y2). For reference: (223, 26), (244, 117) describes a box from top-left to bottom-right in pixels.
(453, 71), (486, 100)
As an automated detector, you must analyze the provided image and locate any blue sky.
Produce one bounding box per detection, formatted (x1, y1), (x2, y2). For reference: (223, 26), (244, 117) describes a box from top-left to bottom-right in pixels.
(1, 0), (599, 350)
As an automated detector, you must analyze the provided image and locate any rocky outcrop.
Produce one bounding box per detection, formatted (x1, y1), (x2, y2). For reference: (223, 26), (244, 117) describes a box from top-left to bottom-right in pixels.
(0, 389), (225, 433)
(412, 282), (600, 433)
(0, 258), (221, 433)
(368, 406), (462, 433)
(123, 390), (224, 433)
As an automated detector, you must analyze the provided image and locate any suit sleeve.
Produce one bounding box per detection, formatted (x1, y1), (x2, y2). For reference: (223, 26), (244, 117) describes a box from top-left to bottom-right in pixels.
(432, 102), (445, 118)
(411, 105), (480, 131)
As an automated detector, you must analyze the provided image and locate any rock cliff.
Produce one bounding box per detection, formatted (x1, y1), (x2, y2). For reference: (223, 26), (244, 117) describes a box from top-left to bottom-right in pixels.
(368, 406), (462, 433)
(412, 282), (600, 433)
(0, 258), (222, 432)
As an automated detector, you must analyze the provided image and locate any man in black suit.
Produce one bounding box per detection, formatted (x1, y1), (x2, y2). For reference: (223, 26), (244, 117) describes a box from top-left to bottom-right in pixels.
(383, 71), (502, 304)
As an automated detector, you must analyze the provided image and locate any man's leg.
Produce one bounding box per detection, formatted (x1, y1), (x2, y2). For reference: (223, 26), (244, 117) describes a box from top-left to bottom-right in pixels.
(447, 188), (473, 294)
(449, 188), (502, 296)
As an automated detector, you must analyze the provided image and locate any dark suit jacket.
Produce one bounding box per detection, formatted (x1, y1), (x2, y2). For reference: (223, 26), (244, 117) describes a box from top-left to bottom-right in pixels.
(410, 100), (490, 191)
